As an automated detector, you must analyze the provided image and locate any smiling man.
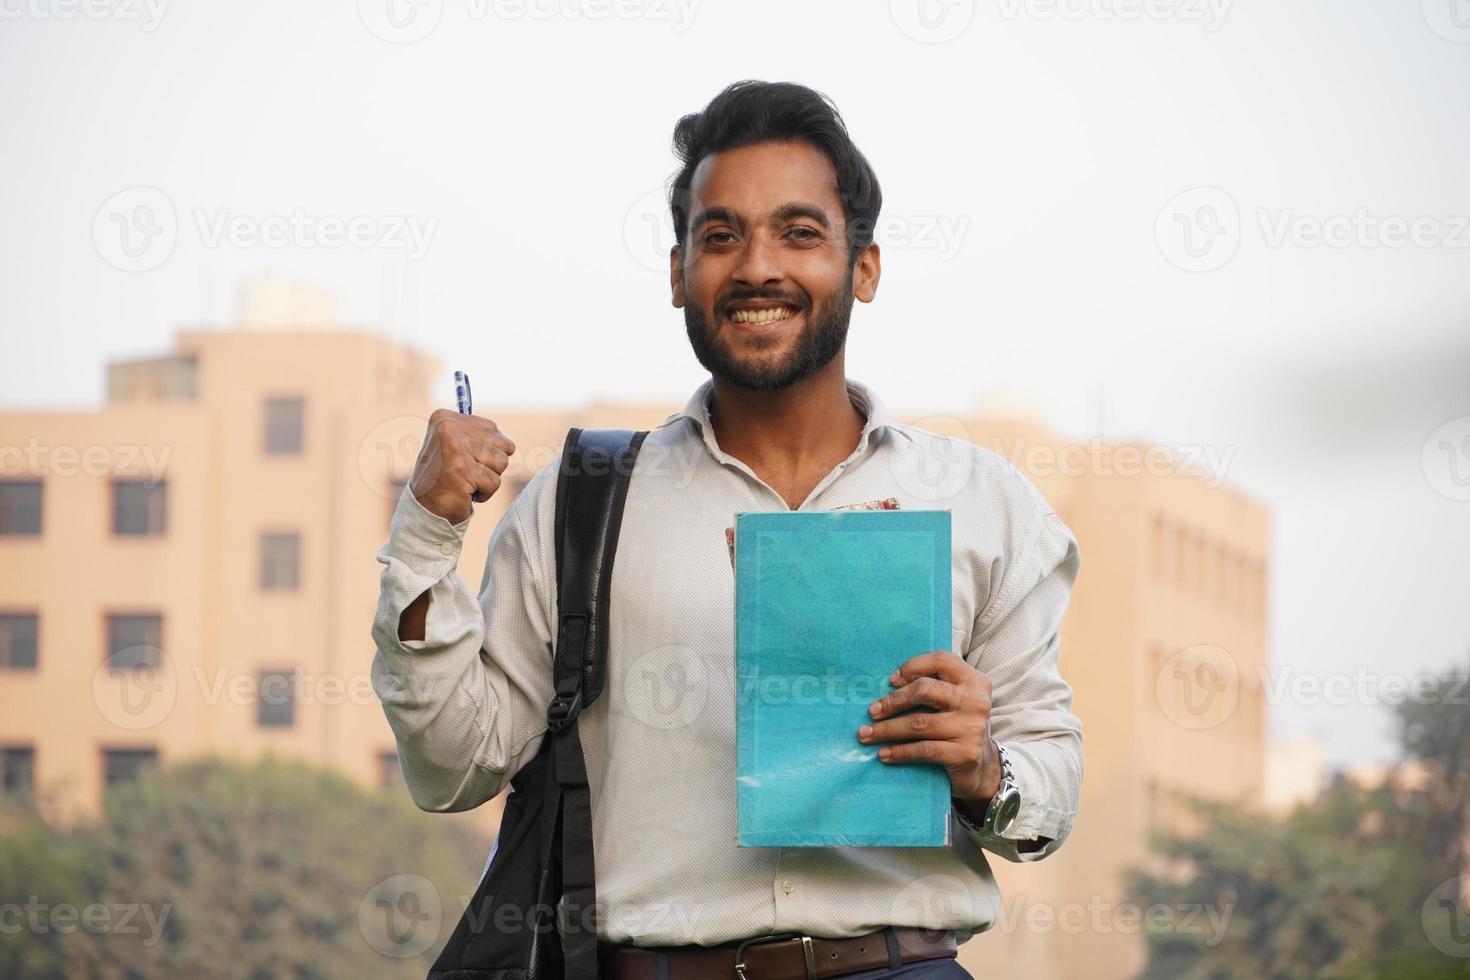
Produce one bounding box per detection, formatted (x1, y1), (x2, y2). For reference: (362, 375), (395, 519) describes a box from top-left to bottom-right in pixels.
(372, 80), (1083, 980)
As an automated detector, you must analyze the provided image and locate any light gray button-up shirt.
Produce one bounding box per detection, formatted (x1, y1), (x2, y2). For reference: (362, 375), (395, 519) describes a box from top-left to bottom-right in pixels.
(371, 377), (1083, 947)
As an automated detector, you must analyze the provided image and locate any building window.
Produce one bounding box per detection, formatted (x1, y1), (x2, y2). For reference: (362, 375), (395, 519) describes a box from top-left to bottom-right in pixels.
(264, 397), (305, 455)
(257, 670), (295, 728)
(378, 749), (403, 790)
(105, 614), (162, 670)
(112, 479), (166, 536)
(260, 532), (301, 591)
(0, 480), (42, 536)
(1, 746), (35, 797)
(0, 613), (39, 670)
(102, 748), (158, 787)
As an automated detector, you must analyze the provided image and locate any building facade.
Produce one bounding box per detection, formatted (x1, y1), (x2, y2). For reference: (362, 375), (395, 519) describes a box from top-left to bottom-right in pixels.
(0, 324), (1268, 978)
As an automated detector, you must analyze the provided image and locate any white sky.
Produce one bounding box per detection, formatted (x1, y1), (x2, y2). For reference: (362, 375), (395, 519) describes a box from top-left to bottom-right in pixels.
(2, 0), (1468, 767)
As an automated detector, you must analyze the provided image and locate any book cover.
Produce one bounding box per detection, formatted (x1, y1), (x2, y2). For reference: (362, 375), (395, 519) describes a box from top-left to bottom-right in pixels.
(734, 509), (952, 847)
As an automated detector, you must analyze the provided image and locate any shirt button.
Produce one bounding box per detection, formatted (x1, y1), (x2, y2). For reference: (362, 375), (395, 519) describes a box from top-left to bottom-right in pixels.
(781, 880), (794, 894)
(439, 541), (456, 557)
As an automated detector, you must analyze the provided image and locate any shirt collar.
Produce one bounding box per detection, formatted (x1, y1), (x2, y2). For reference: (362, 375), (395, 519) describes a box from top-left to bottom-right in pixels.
(658, 376), (906, 449)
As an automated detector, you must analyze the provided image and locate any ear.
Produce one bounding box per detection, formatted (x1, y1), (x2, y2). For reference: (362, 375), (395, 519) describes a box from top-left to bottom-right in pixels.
(670, 246), (685, 308)
(852, 242), (881, 303)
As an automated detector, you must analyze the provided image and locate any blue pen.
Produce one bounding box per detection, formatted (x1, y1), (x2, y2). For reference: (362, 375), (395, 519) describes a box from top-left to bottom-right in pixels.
(454, 371), (473, 415)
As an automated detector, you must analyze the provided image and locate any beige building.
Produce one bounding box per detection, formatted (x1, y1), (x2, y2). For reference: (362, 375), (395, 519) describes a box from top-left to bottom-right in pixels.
(0, 315), (1268, 979)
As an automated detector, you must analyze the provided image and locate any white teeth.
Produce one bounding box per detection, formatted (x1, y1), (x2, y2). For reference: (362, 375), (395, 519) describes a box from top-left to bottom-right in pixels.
(730, 306), (796, 324)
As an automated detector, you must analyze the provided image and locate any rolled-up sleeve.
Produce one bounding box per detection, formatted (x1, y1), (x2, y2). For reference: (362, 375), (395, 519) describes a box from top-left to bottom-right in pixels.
(370, 478), (556, 813)
(954, 509), (1082, 863)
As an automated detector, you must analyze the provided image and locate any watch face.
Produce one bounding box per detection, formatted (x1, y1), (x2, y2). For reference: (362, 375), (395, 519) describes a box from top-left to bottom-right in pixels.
(993, 790), (1022, 836)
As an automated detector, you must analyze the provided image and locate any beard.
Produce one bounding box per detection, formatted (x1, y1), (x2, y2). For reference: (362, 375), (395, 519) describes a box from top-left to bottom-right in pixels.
(683, 264), (855, 392)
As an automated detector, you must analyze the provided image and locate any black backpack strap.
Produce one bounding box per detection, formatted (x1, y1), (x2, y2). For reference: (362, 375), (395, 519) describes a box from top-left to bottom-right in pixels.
(549, 426), (648, 980)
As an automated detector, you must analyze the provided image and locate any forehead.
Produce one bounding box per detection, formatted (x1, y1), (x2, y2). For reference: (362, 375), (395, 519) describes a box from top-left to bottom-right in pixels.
(688, 140), (843, 221)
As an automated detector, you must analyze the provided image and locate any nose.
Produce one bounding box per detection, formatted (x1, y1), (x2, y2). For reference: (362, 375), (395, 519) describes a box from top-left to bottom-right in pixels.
(730, 228), (784, 289)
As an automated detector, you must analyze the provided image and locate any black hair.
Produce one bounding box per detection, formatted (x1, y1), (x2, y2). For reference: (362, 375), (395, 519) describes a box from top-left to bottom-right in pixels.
(668, 80), (883, 264)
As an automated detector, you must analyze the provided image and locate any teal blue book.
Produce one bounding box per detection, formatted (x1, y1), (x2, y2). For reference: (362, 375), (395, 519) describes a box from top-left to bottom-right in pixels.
(734, 509), (952, 847)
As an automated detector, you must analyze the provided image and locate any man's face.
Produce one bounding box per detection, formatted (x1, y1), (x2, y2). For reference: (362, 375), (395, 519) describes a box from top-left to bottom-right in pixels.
(671, 140), (879, 391)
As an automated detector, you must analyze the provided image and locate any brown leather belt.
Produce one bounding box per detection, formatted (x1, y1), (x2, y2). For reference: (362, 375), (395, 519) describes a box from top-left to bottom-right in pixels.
(598, 925), (957, 980)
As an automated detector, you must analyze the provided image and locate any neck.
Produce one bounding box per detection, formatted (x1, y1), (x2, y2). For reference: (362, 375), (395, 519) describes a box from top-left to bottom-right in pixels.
(707, 359), (866, 473)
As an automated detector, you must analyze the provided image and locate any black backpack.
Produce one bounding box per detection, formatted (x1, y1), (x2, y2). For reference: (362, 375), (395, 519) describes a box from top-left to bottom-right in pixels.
(428, 426), (649, 980)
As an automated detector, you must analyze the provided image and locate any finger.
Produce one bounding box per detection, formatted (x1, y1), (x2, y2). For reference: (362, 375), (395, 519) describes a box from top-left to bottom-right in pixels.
(869, 676), (966, 720)
(451, 421), (516, 460)
(465, 458), (502, 503)
(464, 416), (516, 456)
(891, 650), (973, 688)
(470, 441), (512, 475)
(875, 740), (966, 766)
(860, 710), (971, 745)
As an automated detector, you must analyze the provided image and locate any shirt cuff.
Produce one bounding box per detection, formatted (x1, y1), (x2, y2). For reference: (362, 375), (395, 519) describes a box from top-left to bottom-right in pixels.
(950, 750), (1065, 863)
(385, 482), (472, 574)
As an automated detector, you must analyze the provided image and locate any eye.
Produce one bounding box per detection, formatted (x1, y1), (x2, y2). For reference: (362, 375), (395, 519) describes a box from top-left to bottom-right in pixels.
(704, 231), (737, 246)
(787, 227), (821, 242)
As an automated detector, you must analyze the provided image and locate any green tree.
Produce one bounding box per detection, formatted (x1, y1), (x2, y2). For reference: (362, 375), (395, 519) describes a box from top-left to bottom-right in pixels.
(0, 757), (488, 980)
(1129, 661), (1470, 980)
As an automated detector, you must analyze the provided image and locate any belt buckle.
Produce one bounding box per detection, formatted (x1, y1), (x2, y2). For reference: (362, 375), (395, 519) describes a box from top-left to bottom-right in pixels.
(733, 932), (817, 980)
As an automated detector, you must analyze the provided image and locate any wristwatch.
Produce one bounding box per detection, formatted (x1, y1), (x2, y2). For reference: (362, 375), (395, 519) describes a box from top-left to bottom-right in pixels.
(955, 741), (1021, 837)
